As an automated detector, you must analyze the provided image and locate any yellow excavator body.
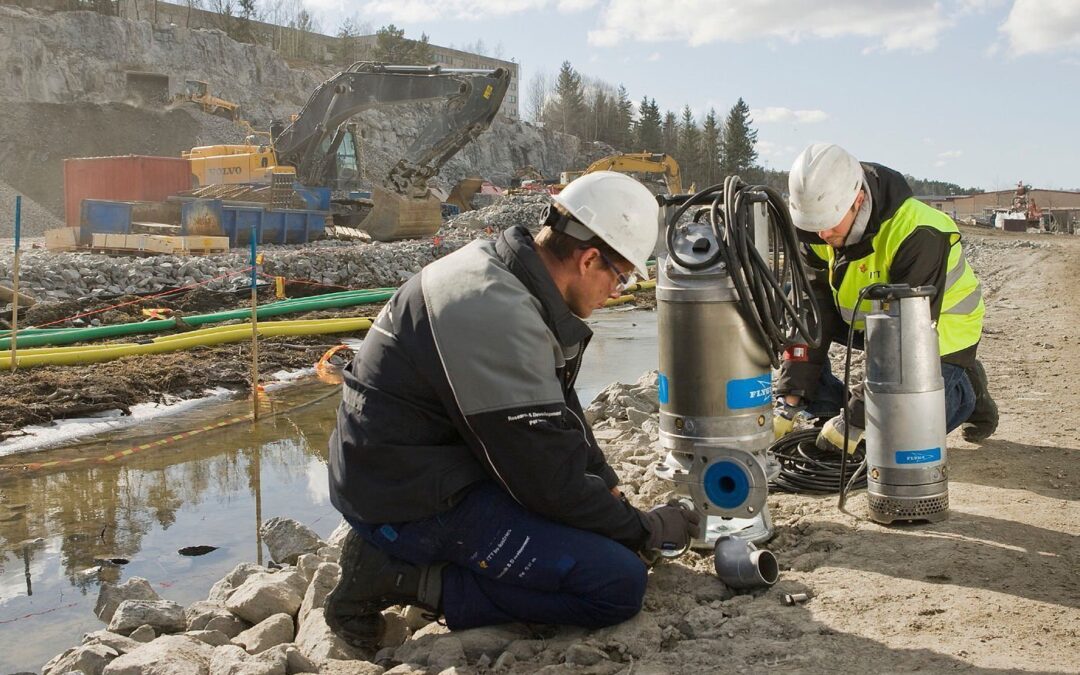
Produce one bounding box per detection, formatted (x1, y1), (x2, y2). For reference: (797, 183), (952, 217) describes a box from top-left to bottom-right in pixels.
(183, 144), (295, 189)
(582, 152), (685, 194)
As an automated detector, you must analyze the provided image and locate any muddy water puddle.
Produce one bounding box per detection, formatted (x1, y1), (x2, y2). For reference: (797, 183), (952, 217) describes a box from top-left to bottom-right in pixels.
(0, 310), (657, 673)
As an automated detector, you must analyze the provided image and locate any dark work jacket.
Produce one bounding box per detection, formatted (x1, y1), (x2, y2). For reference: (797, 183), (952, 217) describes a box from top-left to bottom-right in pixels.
(776, 163), (979, 424)
(328, 226), (650, 550)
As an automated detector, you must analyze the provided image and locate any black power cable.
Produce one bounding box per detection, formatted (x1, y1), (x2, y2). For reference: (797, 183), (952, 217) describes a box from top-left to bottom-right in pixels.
(664, 176), (822, 368)
(768, 428), (868, 494)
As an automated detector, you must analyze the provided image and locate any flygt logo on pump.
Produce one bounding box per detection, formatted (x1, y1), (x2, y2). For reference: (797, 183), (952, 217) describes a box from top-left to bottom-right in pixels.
(726, 375), (772, 410)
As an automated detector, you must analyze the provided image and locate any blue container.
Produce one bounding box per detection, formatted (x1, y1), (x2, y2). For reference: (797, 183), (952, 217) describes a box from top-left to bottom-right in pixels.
(80, 199), (133, 245)
(441, 203), (461, 219)
(181, 198), (328, 248)
(292, 184), (332, 211)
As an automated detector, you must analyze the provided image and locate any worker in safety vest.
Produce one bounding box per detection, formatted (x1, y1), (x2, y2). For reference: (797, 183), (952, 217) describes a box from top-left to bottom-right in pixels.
(324, 172), (699, 649)
(774, 143), (998, 453)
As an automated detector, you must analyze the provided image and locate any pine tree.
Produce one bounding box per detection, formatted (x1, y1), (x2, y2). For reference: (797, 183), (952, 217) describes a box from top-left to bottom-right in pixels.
(372, 25), (413, 63)
(677, 105), (701, 187)
(614, 85), (634, 150)
(661, 110), (678, 156)
(635, 97), (662, 151)
(552, 61), (587, 137)
(700, 108), (722, 187)
(720, 97), (759, 176)
(409, 32), (434, 65)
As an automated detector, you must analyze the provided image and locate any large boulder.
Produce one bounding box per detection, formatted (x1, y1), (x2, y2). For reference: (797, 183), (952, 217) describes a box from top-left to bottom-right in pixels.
(294, 608), (363, 664)
(259, 518), (325, 566)
(107, 599), (186, 636)
(209, 644), (289, 675)
(208, 563), (267, 605)
(80, 630), (142, 656)
(225, 573), (304, 625)
(298, 562), (339, 626)
(233, 613), (296, 655)
(94, 577), (162, 623)
(102, 635), (214, 675)
(42, 643), (119, 675)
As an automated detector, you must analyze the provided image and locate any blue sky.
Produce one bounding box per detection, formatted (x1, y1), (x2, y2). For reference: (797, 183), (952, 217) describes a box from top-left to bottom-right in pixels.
(300, 0), (1080, 190)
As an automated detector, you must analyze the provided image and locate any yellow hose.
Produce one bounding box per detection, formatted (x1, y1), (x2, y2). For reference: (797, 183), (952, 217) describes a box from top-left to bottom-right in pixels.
(0, 317), (372, 369)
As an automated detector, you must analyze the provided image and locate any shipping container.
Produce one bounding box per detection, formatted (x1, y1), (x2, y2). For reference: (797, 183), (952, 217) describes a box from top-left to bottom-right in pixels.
(64, 155), (192, 227)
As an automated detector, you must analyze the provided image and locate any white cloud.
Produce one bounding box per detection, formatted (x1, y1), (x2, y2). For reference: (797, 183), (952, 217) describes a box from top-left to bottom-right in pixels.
(934, 149), (963, 167)
(359, 0), (549, 22)
(647, 52), (662, 61)
(557, 0), (599, 11)
(751, 107), (829, 124)
(1000, 0), (1080, 55)
(588, 0), (953, 51)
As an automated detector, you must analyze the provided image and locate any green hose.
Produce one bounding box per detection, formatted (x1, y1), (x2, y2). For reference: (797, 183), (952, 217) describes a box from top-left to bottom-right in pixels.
(0, 288), (394, 350)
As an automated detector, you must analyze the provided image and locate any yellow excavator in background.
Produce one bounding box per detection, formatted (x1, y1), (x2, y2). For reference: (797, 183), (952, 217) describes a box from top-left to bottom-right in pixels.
(182, 63), (510, 241)
(175, 80), (242, 121)
(581, 152), (686, 194)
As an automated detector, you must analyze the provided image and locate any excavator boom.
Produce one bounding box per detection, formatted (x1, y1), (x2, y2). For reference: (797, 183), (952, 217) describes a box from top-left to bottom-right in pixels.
(273, 63), (510, 239)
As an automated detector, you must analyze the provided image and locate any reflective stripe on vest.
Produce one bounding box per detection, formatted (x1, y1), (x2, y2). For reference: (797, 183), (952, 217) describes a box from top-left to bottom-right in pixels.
(809, 198), (983, 355)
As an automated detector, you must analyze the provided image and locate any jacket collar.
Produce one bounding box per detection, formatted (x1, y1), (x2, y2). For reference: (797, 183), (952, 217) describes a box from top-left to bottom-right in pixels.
(496, 226), (593, 349)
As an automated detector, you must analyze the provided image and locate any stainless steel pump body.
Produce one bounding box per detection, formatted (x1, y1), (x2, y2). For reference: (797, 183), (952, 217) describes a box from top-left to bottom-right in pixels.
(654, 207), (776, 546)
(864, 290), (950, 524)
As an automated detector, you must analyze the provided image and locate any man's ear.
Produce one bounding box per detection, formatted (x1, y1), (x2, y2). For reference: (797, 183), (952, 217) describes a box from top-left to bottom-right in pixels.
(576, 247), (599, 276)
(854, 189), (867, 211)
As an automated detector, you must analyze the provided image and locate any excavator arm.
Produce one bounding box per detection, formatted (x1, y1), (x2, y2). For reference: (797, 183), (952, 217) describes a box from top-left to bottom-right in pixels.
(584, 152), (684, 194)
(274, 62), (510, 200)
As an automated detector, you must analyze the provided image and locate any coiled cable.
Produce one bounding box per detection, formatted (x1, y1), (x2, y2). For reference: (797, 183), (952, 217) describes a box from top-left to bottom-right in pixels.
(664, 175), (821, 368)
(769, 428), (868, 494)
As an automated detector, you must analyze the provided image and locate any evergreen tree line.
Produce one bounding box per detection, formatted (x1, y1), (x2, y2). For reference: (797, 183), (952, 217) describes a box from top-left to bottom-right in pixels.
(533, 61), (982, 196)
(535, 61), (761, 191)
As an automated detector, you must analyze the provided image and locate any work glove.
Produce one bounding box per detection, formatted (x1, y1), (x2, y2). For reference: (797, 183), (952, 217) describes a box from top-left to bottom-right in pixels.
(815, 414), (865, 455)
(641, 500), (702, 553)
(773, 398), (809, 439)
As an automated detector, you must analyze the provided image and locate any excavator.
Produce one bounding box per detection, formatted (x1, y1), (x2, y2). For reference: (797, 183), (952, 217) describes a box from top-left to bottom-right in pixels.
(580, 152), (686, 194)
(184, 62), (510, 240)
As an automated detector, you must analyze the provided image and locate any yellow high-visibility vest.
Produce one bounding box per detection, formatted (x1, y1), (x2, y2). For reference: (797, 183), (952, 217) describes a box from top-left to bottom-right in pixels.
(808, 197), (983, 355)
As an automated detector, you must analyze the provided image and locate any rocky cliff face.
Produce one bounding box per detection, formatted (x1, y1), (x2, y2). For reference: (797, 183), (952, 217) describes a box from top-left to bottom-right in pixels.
(0, 4), (596, 232)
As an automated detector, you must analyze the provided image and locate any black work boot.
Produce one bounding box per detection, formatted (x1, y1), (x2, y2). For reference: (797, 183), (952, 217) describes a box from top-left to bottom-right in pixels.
(324, 529), (443, 650)
(961, 359), (998, 442)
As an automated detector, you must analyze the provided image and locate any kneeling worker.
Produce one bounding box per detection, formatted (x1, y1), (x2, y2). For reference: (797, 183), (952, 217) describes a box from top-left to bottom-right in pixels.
(324, 172), (700, 647)
(774, 143), (998, 452)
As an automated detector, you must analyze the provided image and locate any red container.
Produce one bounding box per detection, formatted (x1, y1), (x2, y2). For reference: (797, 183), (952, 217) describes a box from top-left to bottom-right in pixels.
(64, 155), (192, 227)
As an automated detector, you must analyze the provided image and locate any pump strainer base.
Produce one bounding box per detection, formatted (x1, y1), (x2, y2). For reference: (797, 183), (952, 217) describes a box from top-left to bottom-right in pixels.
(867, 492), (949, 524)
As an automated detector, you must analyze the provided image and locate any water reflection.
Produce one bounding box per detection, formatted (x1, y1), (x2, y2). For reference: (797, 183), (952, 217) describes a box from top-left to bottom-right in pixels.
(0, 383), (339, 673)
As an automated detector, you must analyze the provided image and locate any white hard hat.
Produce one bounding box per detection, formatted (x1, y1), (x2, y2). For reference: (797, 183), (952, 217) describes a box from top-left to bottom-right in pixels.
(788, 143), (864, 232)
(552, 171), (657, 277)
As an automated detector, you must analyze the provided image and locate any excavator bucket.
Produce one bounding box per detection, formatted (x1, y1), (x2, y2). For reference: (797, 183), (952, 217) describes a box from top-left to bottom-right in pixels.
(447, 177), (485, 213)
(359, 186), (443, 241)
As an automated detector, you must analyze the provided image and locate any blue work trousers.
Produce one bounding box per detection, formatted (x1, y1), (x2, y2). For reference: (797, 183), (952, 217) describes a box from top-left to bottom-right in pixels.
(809, 361), (976, 433)
(346, 482), (647, 630)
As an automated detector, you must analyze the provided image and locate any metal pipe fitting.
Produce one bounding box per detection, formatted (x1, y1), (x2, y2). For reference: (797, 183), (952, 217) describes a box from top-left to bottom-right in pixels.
(712, 536), (779, 589)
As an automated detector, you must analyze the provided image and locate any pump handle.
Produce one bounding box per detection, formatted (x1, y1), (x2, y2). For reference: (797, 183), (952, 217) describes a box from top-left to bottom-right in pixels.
(864, 284), (936, 301)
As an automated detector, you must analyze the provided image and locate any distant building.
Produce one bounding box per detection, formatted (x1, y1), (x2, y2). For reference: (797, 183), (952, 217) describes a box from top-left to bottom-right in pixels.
(919, 188), (1080, 222)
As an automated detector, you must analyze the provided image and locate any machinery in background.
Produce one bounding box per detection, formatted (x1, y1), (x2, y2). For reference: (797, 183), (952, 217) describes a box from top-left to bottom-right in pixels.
(582, 152), (686, 194)
(175, 80), (242, 121)
(184, 63), (510, 240)
(654, 177), (821, 561)
(860, 284), (950, 524)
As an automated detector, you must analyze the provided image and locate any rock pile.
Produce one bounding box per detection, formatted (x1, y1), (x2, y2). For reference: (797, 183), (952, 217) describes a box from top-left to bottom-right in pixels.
(444, 193), (552, 234)
(0, 234), (476, 305)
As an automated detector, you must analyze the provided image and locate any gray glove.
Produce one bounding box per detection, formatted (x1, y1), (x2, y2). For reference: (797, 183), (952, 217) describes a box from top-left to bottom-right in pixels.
(641, 501), (702, 553)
